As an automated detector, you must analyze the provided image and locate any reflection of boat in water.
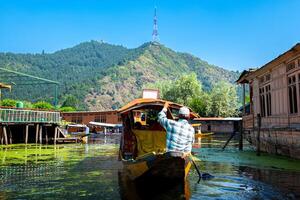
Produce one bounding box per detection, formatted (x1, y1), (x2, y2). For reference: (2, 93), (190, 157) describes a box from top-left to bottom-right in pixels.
(118, 98), (199, 189)
(118, 169), (191, 200)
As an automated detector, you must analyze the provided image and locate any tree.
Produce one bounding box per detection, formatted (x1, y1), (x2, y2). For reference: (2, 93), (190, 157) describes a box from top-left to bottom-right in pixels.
(61, 95), (79, 108)
(209, 81), (238, 117)
(188, 92), (212, 117)
(151, 73), (202, 105)
(33, 101), (53, 110)
(0, 99), (16, 107)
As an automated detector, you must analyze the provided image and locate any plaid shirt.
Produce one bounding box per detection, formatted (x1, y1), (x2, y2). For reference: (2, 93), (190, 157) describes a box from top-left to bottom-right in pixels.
(158, 110), (195, 153)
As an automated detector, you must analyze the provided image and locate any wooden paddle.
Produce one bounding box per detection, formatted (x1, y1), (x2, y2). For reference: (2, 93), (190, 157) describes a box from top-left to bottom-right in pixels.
(190, 155), (214, 183)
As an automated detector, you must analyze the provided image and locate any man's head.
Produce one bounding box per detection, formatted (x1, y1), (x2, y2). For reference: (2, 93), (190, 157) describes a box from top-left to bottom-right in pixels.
(178, 106), (190, 120)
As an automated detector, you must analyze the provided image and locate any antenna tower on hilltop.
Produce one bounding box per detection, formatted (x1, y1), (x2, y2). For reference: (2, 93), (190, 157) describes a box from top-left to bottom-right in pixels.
(152, 7), (159, 42)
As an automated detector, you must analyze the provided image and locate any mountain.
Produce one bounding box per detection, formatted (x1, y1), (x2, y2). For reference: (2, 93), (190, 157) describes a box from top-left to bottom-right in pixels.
(0, 41), (240, 110)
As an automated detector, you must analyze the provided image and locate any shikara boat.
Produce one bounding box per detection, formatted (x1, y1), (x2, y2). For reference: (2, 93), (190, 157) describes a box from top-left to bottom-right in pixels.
(118, 98), (199, 185)
(192, 123), (214, 139)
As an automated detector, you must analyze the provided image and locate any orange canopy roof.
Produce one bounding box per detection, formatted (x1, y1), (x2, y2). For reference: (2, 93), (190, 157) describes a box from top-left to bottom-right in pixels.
(118, 98), (199, 118)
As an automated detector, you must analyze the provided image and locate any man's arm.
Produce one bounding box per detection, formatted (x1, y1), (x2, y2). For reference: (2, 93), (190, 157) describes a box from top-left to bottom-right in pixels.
(157, 102), (170, 129)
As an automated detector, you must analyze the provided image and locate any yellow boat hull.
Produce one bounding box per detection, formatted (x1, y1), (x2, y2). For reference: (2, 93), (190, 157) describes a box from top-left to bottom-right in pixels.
(122, 152), (192, 181)
(120, 152), (192, 199)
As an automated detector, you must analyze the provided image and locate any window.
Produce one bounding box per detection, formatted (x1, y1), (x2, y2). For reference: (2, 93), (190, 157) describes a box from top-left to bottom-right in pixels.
(259, 85), (271, 117)
(95, 114), (106, 123)
(259, 74), (271, 84)
(259, 76), (265, 84)
(71, 116), (82, 123)
(117, 114), (122, 122)
(266, 85), (271, 116)
(298, 59), (300, 67)
(287, 62), (296, 72)
(265, 74), (271, 82)
(259, 87), (266, 117)
(288, 75), (298, 114)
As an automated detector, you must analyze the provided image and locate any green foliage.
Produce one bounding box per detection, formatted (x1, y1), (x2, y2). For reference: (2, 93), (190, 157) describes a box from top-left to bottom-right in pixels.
(0, 99), (16, 107)
(33, 101), (54, 110)
(245, 94), (250, 104)
(23, 101), (33, 109)
(209, 81), (239, 117)
(169, 73), (202, 105)
(189, 93), (212, 117)
(61, 95), (79, 108)
(150, 74), (239, 117)
(59, 106), (76, 112)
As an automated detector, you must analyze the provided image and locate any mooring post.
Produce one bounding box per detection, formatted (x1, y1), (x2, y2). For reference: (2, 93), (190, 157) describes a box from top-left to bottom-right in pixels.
(257, 114), (261, 156)
(54, 126), (57, 145)
(0, 126), (3, 145)
(8, 128), (12, 144)
(239, 120), (243, 151)
(3, 126), (8, 145)
(35, 124), (39, 143)
(25, 125), (29, 144)
(45, 126), (48, 144)
(39, 125), (43, 144)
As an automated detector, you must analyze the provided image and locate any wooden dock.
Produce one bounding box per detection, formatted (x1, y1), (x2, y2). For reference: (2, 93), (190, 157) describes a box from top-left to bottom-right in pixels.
(0, 107), (63, 145)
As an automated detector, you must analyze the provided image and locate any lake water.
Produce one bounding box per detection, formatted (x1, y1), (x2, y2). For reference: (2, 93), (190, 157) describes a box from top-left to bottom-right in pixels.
(0, 134), (300, 200)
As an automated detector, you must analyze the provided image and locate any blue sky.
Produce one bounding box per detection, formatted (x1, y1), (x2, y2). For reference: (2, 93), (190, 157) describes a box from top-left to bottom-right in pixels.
(0, 0), (300, 71)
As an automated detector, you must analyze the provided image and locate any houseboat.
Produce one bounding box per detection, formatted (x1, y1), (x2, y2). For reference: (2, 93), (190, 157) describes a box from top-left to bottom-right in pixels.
(237, 43), (300, 159)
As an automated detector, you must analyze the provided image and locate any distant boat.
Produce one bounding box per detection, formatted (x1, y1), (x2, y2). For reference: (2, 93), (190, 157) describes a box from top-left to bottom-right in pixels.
(66, 124), (90, 143)
(118, 98), (199, 184)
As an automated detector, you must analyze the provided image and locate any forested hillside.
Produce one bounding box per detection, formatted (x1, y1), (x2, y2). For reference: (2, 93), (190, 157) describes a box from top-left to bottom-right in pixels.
(0, 41), (240, 110)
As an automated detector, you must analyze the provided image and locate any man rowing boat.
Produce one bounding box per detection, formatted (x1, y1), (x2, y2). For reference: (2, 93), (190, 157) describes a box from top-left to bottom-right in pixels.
(158, 102), (195, 154)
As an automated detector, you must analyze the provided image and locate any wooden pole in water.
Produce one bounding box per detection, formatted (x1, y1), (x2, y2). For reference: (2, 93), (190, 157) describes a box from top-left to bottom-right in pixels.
(45, 126), (48, 144)
(0, 126), (3, 145)
(35, 124), (39, 143)
(240, 83), (246, 151)
(257, 114), (261, 156)
(39, 125), (43, 144)
(239, 120), (243, 151)
(54, 126), (57, 145)
(25, 125), (29, 144)
(3, 126), (8, 145)
(8, 127), (12, 144)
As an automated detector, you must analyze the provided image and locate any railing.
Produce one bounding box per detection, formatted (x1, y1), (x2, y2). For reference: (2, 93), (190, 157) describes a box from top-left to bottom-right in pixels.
(0, 108), (61, 123)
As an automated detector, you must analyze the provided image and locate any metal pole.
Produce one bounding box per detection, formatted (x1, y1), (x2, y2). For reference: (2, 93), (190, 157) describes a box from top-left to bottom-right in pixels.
(54, 84), (58, 109)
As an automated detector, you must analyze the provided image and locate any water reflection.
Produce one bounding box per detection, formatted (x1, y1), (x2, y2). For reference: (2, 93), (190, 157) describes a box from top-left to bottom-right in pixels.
(118, 171), (190, 200)
(0, 134), (299, 199)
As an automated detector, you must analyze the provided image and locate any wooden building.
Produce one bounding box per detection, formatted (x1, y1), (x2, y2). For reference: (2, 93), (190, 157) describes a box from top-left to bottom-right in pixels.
(193, 117), (241, 133)
(237, 43), (300, 159)
(61, 110), (122, 125)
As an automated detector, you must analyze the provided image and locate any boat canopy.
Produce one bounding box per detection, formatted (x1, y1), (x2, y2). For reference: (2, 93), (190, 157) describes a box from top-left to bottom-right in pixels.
(118, 98), (199, 118)
(67, 124), (87, 128)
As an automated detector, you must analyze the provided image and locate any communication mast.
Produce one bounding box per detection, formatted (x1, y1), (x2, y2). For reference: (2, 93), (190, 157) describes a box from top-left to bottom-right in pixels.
(152, 7), (159, 42)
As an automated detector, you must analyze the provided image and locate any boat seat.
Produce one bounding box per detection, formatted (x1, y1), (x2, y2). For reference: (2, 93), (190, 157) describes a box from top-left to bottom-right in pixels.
(132, 129), (166, 157)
